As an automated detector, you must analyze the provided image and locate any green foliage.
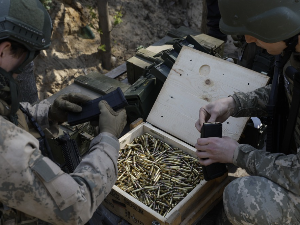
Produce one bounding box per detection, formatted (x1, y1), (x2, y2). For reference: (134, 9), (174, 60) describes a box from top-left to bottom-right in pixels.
(85, 5), (123, 53)
(136, 45), (145, 51)
(40, 0), (52, 11)
(88, 6), (98, 29)
(87, 5), (123, 31)
(98, 44), (106, 52)
(113, 11), (123, 26)
(97, 28), (103, 35)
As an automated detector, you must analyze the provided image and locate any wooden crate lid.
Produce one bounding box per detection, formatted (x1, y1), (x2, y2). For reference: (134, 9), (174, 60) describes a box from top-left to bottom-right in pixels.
(147, 46), (269, 146)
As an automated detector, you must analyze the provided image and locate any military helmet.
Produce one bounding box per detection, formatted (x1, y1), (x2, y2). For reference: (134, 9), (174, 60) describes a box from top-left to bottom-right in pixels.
(0, 0), (52, 73)
(219, 0), (300, 43)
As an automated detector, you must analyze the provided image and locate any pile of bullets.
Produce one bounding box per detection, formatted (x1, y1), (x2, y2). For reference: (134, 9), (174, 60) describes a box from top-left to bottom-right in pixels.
(116, 133), (203, 217)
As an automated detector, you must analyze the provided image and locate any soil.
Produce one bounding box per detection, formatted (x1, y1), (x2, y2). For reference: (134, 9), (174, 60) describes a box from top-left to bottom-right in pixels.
(34, 0), (206, 100)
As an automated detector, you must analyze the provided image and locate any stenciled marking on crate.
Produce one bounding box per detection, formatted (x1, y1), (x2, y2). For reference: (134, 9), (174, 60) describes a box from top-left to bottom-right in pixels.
(112, 199), (126, 208)
(124, 198), (144, 214)
(125, 209), (145, 225)
(104, 198), (115, 209)
(120, 139), (127, 145)
(110, 189), (121, 200)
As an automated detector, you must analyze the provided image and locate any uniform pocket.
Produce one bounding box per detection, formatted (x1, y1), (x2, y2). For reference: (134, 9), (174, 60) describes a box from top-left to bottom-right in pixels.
(30, 157), (79, 211)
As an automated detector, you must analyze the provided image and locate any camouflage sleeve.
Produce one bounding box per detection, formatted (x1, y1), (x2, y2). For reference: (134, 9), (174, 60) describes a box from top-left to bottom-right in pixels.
(0, 116), (119, 225)
(233, 144), (300, 195)
(231, 84), (271, 117)
(20, 99), (51, 130)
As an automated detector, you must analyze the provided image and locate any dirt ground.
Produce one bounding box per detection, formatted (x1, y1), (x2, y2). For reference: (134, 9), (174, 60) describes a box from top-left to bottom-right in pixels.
(34, 0), (206, 99)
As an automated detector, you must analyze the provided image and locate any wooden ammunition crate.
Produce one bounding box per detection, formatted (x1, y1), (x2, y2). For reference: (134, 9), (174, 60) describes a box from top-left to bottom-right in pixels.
(103, 47), (269, 225)
(104, 123), (229, 225)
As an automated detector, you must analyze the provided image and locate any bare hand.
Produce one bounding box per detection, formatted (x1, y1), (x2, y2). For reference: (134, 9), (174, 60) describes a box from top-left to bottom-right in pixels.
(195, 136), (238, 166)
(195, 97), (236, 133)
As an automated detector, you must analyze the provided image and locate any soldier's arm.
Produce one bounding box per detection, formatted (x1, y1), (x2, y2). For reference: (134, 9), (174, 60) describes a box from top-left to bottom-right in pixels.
(20, 100), (52, 130)
(231, 84), (271, 117)
(20, 100), (60, 137)
(233, 144), (300, 195)
(0, 116), (119, 225)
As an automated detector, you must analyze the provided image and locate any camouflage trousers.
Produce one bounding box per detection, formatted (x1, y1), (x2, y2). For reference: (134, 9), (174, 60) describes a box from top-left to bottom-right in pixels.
(223, 176), (300, 225)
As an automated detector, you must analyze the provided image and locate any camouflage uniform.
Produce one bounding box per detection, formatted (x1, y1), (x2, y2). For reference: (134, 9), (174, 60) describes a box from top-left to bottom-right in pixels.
(0, 98), (120, 224)
(223, 55), (300, 224)
(0, 0), (121, 224)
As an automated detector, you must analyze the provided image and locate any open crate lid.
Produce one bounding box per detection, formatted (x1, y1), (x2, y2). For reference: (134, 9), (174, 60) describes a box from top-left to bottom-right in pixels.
(147, 46), (269, 147)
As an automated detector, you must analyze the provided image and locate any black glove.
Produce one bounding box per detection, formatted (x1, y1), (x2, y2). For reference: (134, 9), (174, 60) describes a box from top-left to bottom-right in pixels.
(49, 93), (92, 123)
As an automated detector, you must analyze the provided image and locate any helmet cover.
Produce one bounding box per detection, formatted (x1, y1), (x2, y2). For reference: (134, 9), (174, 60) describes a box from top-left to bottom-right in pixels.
(219, 0), (300, 43)
(0, 0), (52, 51)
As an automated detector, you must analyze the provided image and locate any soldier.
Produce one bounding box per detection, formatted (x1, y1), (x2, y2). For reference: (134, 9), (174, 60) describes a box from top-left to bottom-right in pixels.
(0, 0), (126, 224)
(205, 0), (227, 42)
(195, 1), (300, 224)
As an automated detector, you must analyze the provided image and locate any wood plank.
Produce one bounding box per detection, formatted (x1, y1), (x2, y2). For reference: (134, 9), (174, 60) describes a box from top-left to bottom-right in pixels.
(147, 46), (269, 146)
(129, 118), (143, 130)
(105, 63), (127, 78)
(146, 35), (173, 54)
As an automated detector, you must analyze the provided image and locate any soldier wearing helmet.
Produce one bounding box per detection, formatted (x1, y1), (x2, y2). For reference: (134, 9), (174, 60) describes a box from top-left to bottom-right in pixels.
(195, 0), (300, 224)
(0, 0), (126, 224)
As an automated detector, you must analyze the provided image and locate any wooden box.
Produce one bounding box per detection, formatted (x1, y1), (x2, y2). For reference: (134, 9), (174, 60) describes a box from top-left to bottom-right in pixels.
(103, 47), (269, 225)
(104, 123), (229, 225)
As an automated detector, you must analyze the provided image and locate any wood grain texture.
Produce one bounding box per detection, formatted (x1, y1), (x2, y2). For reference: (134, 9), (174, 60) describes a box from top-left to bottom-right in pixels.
(147, 46), (269, 146)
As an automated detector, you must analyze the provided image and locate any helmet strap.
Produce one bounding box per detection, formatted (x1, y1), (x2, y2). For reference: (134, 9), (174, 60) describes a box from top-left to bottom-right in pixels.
(283, 34), (299, 49)
(281, 34), (300, 67)
(0, 67), (19, 125)
(12, 51), (38, 74)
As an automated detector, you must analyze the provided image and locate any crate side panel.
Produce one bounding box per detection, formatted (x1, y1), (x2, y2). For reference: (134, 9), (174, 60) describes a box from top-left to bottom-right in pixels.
(119, 123), (146, 148)
(103, 187), (167, 225)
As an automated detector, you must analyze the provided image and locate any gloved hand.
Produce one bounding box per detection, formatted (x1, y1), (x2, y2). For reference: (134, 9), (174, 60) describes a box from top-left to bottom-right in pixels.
(49, 93), (92, 123)
(98, 100), (127, 137)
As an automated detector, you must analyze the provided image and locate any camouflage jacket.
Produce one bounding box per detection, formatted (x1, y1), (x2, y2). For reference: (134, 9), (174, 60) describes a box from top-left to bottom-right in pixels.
(231, 53), (300, 196)
(0, 100), (120, 224)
